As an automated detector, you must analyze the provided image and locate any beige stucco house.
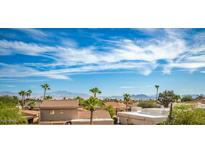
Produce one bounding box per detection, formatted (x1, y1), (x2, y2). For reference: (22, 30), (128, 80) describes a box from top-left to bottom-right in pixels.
(105, 102), (126, 111)
(71, 108), (114, 125)
(21, 110), (40, 124)
(39, 100), (79, 124)
(39, 100), (114, 125)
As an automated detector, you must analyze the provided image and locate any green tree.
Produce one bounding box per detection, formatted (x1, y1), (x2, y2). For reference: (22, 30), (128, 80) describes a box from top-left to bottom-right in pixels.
(0, 96), (27, 124)
(181, 95), (193, 102)
(82, 96), (103, 125)
(0, 96), (18, 105)
(45, 95), (52, 100)
(75, 96), (85, 106)
(123, 93), (131, 111)
(89, 87), (102, 98)
(155, 85), (160, 100)
(18, 90), (26, 108)
(137, 100), (158, 108)
(26, 90), (32, 99)
(41, 83), (50, 100)
(160, 104), (205, 125)
(158, 90), (178, 108)
(195, 95), (204, 100)
(27, 100), (36, 109)
(158, 90), (178, 120)
(106, 105), (115, 118)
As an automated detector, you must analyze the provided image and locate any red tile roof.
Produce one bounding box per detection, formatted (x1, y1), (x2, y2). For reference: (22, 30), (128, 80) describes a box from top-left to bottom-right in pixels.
(198, 99), (205, 104)
(40, 100), (79, 109)
(78, 108), (111, 119)
(105, 102), (126, 109)
(21, 110), (39, 117)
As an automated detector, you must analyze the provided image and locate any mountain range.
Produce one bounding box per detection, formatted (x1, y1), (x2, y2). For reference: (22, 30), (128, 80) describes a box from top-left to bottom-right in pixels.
(0, 91), (203, 100)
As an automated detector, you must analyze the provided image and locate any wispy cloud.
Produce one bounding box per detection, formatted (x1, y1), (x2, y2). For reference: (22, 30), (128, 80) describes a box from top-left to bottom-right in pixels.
(0, 29), (205, 79)
(120, 86), (136, 89)
(0, 39), (55, 55)
(15, 28), (47, 39)
(0, 83), (16, 88)
(0, 63), (69, 80)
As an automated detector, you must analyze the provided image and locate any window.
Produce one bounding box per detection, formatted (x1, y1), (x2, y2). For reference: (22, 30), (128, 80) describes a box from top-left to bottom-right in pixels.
(49, 110), (55, 115)
(60, 110), (64, 114)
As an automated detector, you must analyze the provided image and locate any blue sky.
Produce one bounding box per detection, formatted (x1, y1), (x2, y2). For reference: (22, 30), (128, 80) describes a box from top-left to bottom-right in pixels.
(0, 28), (205, 96)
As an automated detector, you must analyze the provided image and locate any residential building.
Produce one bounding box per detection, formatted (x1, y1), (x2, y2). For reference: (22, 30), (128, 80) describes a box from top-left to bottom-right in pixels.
(39, 100), (114, 125)
(105, 101), (126, 113)
(21, 110), (40, 124)
(39, 100), (79, 124)
(71, 108), (114, 125)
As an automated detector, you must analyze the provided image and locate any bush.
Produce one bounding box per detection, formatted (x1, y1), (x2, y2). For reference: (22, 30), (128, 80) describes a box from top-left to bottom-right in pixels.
(75, 96), (85, 106)
(27, 100), (36, 109)
(45, 95), (52, 100)
(158, 90), (179, 107)
(106, 105), (115, 118)
(137, 101), (158, 108)
(160, 104), (205, 125)
(181, 95), (193, 102)
(0, 96), (18, 106)
(0, 101), (27, 124)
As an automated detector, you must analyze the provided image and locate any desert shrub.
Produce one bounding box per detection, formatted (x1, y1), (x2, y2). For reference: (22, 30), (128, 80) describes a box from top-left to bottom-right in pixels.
(137, 101), (158, 108)
(27, 100), (36, 109)
(158, 90), (179, 107)
(160, 104), (205, 125)
(45, 95), (52, 100)
(195, 95), (204, 100)
(75, 96), (85, 106)
(0, 96), (18, 106)
(106, 105), (115, 118)
(0, 101), (27, 124)
(181, 95), (193, 102)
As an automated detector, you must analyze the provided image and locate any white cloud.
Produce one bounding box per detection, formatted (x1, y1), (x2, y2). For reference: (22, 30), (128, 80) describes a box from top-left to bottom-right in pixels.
(0, 29), (205, 79)
(120, 86), (135, 89)
(15, 28), (47, 39)
(0, 39), (55, 55)
(0, 63), (69, 80)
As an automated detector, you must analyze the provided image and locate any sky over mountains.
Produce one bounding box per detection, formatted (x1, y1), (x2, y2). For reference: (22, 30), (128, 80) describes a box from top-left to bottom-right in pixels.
(0, 28), (205, 95)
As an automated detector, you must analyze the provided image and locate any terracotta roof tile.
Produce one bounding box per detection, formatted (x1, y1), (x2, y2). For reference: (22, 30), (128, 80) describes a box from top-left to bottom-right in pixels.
(40, 100), (79, 109)
(21, 110), (39, 116)
(78, 109), (111, 119)
(105, 102), (126, 109)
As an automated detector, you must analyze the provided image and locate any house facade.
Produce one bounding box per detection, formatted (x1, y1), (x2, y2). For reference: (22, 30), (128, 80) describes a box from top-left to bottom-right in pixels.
(105, 101), (126, 113)
(71, 108), (114, 125)
(39, 100), (114, 125)
(39, 100), (79, 124)
(21, 110), (40, 124)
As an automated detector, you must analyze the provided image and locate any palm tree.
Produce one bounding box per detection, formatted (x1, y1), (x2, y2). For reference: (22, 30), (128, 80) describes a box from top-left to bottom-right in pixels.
(26, 90), (32, 99)
(89, 87), (102, 98)
(155, 85), (160, 101)
(41, 83), (50, 100)
(18, 90), (26, 108)
(82, 97), (103, 125)
(123, 93), (131, 111)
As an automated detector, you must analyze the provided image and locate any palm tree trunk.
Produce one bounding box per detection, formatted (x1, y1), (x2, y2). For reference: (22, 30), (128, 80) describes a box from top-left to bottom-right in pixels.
(23, 95), (25, 108)
(90, 110), (94, 125)
(168, 102), (173, 121)
(94, 93), (96, 98)
(21, 96), (24, 108)
(43, 89), (46, 100)
(126, 102), (128, 111)
(156, 88), (158, 101)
